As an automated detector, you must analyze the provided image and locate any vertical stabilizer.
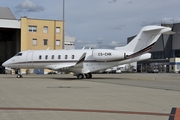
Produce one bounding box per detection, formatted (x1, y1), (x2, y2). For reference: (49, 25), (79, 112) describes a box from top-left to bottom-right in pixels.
(115, 26), (172, 54)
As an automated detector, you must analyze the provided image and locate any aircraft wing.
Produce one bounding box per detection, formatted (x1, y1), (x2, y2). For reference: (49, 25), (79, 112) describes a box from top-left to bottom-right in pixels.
(46, 53), (86, 70)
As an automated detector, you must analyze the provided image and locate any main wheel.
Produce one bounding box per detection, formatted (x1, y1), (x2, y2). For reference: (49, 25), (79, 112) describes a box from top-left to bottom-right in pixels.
(85, 73), (92, 79)
(77, 74), (84, 79)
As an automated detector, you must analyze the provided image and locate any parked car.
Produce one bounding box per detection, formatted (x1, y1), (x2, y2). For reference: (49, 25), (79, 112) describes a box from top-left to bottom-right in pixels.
(148, 69), (159, 73)
(116, 67), (122, 74)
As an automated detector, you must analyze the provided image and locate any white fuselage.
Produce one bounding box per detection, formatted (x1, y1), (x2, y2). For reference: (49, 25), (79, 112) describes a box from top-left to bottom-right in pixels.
(2, 49), (151, 74)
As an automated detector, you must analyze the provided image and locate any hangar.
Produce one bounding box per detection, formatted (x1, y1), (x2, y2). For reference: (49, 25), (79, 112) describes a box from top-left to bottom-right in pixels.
(0, 7), (64, 74)
(0, 7), (20, 66)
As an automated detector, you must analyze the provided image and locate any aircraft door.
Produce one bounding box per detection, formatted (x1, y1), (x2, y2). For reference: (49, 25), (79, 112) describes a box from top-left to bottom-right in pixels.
(26, 51), (34, 68)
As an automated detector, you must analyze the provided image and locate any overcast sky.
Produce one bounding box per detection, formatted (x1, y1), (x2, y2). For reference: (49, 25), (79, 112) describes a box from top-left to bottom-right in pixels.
(1, 0), (180, 49)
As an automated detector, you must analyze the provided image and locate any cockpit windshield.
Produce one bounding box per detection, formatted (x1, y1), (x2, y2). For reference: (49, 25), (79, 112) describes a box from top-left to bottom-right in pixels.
(15, 52), (23, 56)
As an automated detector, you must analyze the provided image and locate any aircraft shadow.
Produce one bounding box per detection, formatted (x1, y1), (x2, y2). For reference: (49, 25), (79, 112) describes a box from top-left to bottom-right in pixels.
(51, 77), (123, 81)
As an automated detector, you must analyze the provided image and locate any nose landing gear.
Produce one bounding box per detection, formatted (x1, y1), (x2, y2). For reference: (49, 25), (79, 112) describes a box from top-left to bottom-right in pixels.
(17, 74), (23, 78)
(15, 69), (23, 78)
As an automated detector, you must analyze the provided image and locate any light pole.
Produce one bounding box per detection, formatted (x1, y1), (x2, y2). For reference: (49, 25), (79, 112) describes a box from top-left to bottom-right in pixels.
(62, 0), (65, 49)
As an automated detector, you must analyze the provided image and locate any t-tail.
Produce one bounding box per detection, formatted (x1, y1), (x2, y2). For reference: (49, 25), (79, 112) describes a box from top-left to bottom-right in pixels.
(115, 26), (172, 58)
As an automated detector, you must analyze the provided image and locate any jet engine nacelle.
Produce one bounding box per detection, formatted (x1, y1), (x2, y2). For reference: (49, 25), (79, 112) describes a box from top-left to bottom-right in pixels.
(92, 49), (125, 61)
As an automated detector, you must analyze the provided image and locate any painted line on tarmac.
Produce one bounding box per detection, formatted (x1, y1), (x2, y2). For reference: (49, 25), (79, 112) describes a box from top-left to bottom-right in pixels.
(0, 107), (176, 118)
(122, 77), (156, 80)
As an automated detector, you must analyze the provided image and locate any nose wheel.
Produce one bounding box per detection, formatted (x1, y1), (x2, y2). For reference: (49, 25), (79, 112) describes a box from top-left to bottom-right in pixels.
(15, 69), (23, 78)
(17, 74), (23, 78)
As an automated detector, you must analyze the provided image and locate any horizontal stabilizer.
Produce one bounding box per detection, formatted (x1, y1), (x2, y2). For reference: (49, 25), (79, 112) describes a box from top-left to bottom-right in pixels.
(143, 26), (167, 32)
(163, 31), (176, 34)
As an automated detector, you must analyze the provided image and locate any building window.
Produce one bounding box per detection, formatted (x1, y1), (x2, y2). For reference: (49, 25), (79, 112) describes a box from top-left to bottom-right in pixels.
(45, 55), (48, 59)
(65, 55), (68, 59)
(39, 55), (42, 59)
(175, 50), (180, 57)
(56, 40), (60, 46)
(43, 26), (48, 33)
(44, 39), (48, 46)
(28, 26), (37, 32)
(56, 27), (60, 34)
(52, 55), (54, 59)
(58, 55), (61, 59)
(32, 38), (37, 46)
(72, 55), (74, 59)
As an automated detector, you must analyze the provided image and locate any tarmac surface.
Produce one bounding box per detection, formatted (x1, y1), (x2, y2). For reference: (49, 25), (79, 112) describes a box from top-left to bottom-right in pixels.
(0, 73), (180, 120)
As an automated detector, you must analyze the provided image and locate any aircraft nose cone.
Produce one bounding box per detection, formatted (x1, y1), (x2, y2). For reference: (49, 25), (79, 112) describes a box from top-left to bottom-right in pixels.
(2, 62), (6, 67)
(2, 61), (8, 67)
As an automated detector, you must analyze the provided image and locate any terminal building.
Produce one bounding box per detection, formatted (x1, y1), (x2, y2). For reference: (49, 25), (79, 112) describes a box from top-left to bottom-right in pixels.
(134, 23), (180, 73)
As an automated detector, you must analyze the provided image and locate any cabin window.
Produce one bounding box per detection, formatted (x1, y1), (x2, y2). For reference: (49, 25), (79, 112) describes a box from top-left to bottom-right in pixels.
(39, 55), (42, 59)
(45, 55), (48, 59)
(58, 55), (61, 59)
(52, 55), (54, 59)
(65, 55), (68, 59)
(72, 55), (74, 59)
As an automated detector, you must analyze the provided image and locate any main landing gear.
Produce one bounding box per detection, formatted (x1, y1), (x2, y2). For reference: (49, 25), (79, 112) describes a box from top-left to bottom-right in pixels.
(76, 73), (92, 79)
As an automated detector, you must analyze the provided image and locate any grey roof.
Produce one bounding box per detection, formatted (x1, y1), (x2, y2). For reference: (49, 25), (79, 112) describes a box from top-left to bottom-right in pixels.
(0, 7), (16, 19)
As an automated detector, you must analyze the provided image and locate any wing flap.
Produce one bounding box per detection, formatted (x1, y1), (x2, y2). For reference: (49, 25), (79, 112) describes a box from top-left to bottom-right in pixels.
(46, 63), (74, 70)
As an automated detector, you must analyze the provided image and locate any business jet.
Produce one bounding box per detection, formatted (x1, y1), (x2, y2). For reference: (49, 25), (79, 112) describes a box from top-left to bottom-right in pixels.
(2, 25), (172, 79)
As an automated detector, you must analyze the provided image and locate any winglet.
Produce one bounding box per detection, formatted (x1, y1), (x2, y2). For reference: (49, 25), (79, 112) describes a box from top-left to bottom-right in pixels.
(76, 53), (86, 65)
